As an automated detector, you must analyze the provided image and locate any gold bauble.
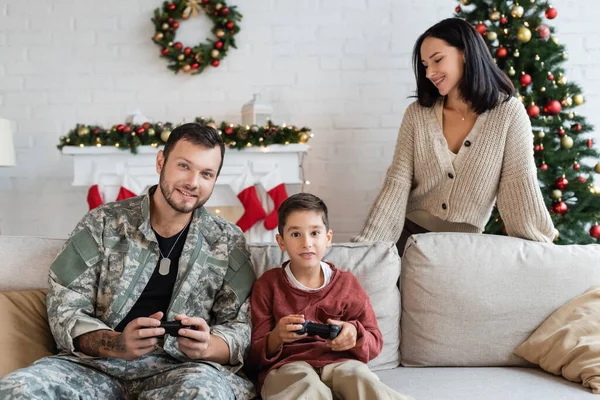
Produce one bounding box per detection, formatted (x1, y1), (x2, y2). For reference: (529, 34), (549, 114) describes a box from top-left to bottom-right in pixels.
(177, 54), (185, 61)
(490, 11), (501, 21)
(148, 128), (155, 136)
(511, 5), (524, 18)
(573, 94), (584, 105)
(551, 189), (563, 200)
(298, 132), (309, 144)
(162, 23), (169, 30)
(553, 229), (560, 242)
(561, 135), (574, 149)
(568, 112), (575, 119)
(517, 27), (532, 42)
(540, 87), (546, 92)
(557, 75), (567, 85)
(211, 49), (220, 58)
(77, 126), (90, 137)
(562, 52), (568, 60)
(508, 66), (516, 76)
(514, 49), (520, 57)
(215, 3), (223, 10)
(154, 32), (164, 41)
(161, 130), (171, 142)
(182, 65), (191, 72)
(216, 29), (225, 38)
(595, 162), (600, 174)
(486, 31), (498, 41)
(537, 131), (545, 139)
(460, 0), (471, 5)
(564, 97), (573, 107)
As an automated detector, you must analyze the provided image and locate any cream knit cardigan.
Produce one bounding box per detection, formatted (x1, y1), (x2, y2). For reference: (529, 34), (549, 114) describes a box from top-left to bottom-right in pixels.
(355, 96), (555, 243)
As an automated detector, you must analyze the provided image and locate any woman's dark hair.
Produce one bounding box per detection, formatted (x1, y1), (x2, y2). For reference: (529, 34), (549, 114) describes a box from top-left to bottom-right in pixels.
(163, 122), (225, 175)
(412, 18), (515, 114)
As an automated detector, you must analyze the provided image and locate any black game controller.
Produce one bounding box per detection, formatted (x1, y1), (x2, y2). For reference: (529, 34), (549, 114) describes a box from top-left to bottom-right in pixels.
(159, 321), (192, 337)
(296, 321), (342, 340)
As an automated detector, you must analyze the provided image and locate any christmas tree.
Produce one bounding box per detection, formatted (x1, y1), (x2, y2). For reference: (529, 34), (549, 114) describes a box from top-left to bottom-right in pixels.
(455, 0), (600, 244)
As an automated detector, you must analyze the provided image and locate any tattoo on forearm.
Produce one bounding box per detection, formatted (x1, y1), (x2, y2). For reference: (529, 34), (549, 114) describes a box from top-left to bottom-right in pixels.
(75, 331), (126, 357)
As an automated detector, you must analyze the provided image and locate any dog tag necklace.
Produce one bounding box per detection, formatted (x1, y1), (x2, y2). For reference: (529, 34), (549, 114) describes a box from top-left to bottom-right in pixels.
(157, 220), (190, 276)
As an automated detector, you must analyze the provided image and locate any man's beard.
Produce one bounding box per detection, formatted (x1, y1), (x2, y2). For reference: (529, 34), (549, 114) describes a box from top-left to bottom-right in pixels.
(159, 172), (209, 214)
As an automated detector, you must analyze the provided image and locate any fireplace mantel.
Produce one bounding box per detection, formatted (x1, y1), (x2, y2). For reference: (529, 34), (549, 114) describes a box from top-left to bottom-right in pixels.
(62, 144), (308, 242)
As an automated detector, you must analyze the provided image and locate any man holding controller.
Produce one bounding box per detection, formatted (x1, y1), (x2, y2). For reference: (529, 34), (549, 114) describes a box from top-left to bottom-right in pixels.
(0, 123), (256, 400)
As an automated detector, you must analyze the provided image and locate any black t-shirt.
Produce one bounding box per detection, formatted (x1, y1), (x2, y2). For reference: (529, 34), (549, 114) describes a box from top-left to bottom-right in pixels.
(114, 224), (190, 332)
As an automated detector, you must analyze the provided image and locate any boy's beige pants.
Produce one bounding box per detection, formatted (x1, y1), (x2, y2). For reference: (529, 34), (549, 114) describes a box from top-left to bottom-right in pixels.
(261, 360), (413, 400)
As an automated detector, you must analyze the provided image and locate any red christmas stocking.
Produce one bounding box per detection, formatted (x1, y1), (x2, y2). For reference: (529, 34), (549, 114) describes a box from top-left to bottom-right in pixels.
(116, 175), (144, 201)
(261, 171), (289, 231)
(230, 171), (267, 232)
(87, 185), (103, 210)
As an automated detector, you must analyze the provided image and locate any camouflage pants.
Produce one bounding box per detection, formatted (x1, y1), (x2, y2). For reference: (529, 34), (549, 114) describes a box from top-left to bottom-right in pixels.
(0, 357), (236, 400)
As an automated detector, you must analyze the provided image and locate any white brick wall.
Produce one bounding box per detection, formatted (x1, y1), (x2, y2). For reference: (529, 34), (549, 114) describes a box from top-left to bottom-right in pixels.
(0, 0), (599, 241)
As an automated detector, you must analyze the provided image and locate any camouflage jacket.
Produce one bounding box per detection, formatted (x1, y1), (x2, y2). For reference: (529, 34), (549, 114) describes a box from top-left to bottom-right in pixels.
(46, 187), (256, 394)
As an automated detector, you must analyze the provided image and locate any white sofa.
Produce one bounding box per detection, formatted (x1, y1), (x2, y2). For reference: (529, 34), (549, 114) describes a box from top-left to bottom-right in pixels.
(1, 233), (599, 399)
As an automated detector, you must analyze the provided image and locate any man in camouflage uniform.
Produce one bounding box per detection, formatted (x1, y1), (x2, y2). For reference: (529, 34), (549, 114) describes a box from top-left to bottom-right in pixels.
(0, 123), (257, 399)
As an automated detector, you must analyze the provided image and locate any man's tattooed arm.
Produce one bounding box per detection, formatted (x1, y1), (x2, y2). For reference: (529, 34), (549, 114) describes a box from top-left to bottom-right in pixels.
(74, 330), (126, 358)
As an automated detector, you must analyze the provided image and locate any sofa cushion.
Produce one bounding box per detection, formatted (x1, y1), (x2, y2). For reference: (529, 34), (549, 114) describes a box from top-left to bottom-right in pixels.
(400, 232), (600, 367)
(514, 285), (600, 393)
(249, 241), (401, 371)
(0, 290), (55, 378)
(375, 367), (597, 399)
(0, 236), (64, 291)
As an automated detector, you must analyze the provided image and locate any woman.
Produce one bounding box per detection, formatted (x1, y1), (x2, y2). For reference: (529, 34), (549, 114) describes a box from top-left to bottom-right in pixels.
(353, 18), (554, 255)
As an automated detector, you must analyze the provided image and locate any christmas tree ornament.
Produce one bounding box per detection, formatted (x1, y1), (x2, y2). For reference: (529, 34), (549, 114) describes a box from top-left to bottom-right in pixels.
(211, 49), (220, 58)
(154, 32), (164, 41)
(573, 162), (580, 171)
(460, 0), (471, 5)
(556, 75), (567, 85)
(537, 131), (545, 139)
(182, 65), (191, 72)
(562, 52), (568, 60)
(161, 129), (171, 142)
(595, 162), (600, 174)
(475, 23), (487, 35)
(573, 94), (584, 105)
(545, 7), (558, 19)
(486, 31), (498, 41)
(551, 189), (562, 200)
(77, 126), (90, 137)
(591, 224), (600, 239)
(455, 6), (461, 13)
(177, 54), (185, 60)
(216, 29), (225, 38)
(544, 99), (562, 115)
(555, 201), (568, 215)
(540, 163), (548, 171)
(553, 229), (560, 241)
(527, 104), (540, 118)
(500, 16), (508, 24)
(496, 47), (508, 58)
(148, 128), (155, 136)
(511, 5), (524, 18)
(536, 25), (550, 40)
(490, 11), (501, 21)
(577, 176), (588, 184)
(547, 73), (554, 80)
(508, 66), (516, 76)
(513, 49), (520, 57)
(560, 135), (573, 149)
(520, 73), (532, 87)
(556, 176), (569, 190)
(588, 139), (593, 149)
(571, 123), (582, 133)
(563, 97), (573, 107)
(517, 27), (532, 42)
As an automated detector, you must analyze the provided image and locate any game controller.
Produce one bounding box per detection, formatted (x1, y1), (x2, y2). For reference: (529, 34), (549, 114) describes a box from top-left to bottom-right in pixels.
(159, 321), (192, 337)
(296, 321), (342, 340)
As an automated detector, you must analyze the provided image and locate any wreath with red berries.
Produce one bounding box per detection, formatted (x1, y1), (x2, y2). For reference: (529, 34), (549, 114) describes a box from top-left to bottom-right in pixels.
(151, 0), (241, 74)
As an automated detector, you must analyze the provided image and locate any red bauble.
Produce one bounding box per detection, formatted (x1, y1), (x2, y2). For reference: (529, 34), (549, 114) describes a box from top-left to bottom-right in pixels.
(577, 176), (587, 184)
(590, 224), (600, 239)
(191, 63), (199, 70)
(536, 25), (551, 40)
(500, 17), (508, 24)
(174, 42), (183, 50)
(544, 100), (562, 115)
(136, 127), (145, 134)
(520, 74), (532, 87)
(540, 163), (549, 171)
(226, 21), (235, 30)
(588, 139), (594, 149)
(211, 59), (220, 67)
(220, 7), (229, 16)
(168, 4), (176, 10)
(142, 122), (151, 129)
(117, 124), (125, 131)
(573, 162), (581, 171)
(558, 127), (565, 135)
(571, 123), (582, 133)
(215, 41), (224, 49)
(545, 7), (558, 19)
(225, 126), (233, 135)
(168, 18), (175, 24)
(548, 73), (554, 81)
(555, 201), (568, 216)
(496, 47), (508, 58)
(161, 48), (169, 56)
(556, 177), (568, 190)
(172, 21), (179, 29)
(123, 126), (132, 133)
(475, 23), (487, 35)
(184, 47), (192, 55)
(527, 105), (540, 118)
(202, 0), (209, 2)
(93, 128), (100, 135)
(455, 6), (461, 13)
(535, 145), (542, 152)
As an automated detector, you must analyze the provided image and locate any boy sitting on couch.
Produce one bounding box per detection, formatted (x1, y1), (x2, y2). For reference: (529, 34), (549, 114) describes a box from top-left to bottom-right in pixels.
(248, 193), (411, 400)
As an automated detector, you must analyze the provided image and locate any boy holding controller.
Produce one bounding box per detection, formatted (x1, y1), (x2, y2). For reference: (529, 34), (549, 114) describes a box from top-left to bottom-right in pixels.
(249, 193), (411, 400)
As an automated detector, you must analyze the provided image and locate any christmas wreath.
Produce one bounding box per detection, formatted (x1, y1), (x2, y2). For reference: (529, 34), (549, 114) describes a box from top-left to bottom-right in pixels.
(57, 118), (312, 154)
(151, 0), (242, 74)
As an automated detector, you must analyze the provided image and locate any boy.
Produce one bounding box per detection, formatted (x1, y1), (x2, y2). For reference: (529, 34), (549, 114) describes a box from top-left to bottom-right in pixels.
(249, 193), (411, 400)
